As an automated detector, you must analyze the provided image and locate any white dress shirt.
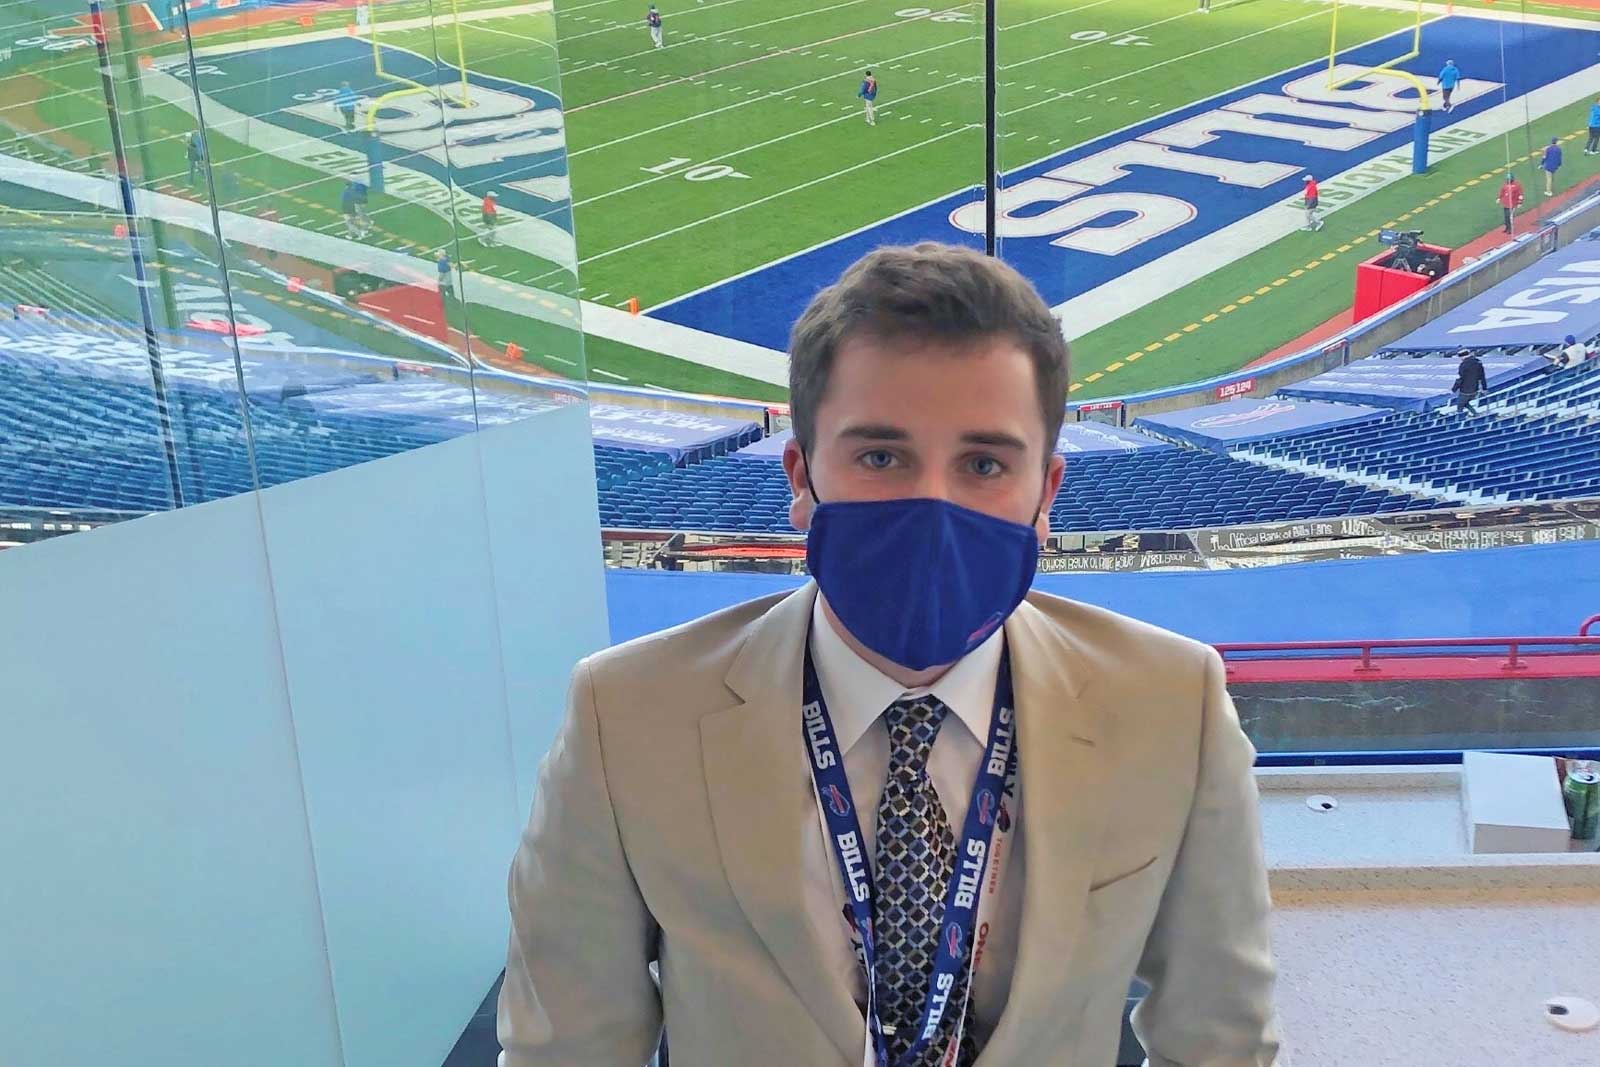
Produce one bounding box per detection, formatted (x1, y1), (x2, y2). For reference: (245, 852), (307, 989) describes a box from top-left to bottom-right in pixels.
(802, 597), (1025, 1049)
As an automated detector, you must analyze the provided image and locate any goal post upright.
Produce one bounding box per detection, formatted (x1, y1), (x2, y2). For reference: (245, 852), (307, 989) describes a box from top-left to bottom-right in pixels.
(1328, 0), (1433, 174)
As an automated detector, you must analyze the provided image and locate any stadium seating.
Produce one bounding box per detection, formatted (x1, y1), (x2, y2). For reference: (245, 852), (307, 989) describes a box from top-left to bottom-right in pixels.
(8, 335), (1589, 532)
(0, 353), (441, 512)
(0, 351), (747, 515)
(1233, 358), (1600, 504)
(592, 445), (675, 492)
(594, 445), (1435, 534)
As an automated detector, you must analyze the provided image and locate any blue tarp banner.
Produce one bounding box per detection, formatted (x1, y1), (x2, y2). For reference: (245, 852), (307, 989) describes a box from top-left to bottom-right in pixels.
(589, 403), (759, 462)
(0, 319), (376, 398)
(1056, 423), (1172, 455)
(1383, 241), (1600, 351)
(1279, 351), (1548, 411)
(1134, 397), (1388, 450)
(289, 380), (561, 439)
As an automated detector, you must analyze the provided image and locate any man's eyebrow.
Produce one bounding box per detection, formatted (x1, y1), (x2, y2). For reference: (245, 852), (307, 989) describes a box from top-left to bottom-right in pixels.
(837, 426), (1030, 451)
(838, 424), (909, 441)
(960, 431), (1029, 451)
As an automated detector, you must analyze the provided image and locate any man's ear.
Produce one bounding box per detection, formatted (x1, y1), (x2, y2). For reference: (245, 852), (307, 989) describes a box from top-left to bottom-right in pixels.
(783, 438), (815, 532)
(1035, 453), (1066, 546)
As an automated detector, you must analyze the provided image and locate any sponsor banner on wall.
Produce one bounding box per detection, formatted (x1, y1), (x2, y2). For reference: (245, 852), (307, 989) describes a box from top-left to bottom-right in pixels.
(601, 500), (1600, 573)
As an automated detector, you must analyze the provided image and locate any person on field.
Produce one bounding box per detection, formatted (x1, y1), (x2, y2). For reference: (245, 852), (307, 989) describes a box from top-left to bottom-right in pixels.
(437, 251), (454, 299)
(1437, 59), (1461, 112)
(335, 80), (359, 133)
(186, 130), (205, 187)
(341, 179), (371, 238)
(1302, 174), (1323, 231)
(859, 69), (878, 126)
(1586, 97), (1600, 155)
(1498, 173), (1523, 235)
(647, 4), (663, 48)
(1542, 136), (1563, 196)
(481, 190), (499, 247)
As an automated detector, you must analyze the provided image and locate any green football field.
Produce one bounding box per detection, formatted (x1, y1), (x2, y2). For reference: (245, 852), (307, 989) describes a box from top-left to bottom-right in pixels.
(3, 0), (1597, 405)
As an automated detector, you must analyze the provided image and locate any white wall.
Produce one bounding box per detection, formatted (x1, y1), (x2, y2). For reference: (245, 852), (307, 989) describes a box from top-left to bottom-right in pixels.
(0, 401), (609, 1067)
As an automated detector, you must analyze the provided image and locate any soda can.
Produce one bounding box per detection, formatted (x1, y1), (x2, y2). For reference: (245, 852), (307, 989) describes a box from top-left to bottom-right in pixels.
(1563, 768), (1600, 841)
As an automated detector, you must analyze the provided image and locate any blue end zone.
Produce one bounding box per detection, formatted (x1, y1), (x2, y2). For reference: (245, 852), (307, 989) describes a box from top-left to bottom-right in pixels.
(653, 18), (1600, 350)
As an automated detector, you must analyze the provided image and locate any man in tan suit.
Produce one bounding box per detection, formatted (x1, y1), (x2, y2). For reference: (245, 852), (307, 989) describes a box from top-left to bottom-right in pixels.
(499, 244), (1279, 1066)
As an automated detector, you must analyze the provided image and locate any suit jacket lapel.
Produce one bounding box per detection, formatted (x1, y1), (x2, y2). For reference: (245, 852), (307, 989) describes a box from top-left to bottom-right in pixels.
(980, 597), (1115, 1061)
(701, 582), (864, 1062)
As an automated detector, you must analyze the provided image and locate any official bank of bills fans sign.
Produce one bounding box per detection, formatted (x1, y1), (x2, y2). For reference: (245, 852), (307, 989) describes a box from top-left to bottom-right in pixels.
(600, 499), (1600, 574)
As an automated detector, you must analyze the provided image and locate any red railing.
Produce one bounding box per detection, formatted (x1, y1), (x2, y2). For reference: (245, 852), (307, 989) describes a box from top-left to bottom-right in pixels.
(1215, 616), (1600, 681)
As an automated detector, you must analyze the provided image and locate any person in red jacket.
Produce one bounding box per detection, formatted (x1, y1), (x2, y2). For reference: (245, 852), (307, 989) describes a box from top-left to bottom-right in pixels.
(481, 190), (499, 246)
(1302, 174), (1323, 231)
(1498, 173), (1523, 234)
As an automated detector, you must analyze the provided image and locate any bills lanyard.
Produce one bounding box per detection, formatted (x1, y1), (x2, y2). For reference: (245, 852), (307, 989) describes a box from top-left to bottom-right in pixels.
(802, 640), (1019, 1067)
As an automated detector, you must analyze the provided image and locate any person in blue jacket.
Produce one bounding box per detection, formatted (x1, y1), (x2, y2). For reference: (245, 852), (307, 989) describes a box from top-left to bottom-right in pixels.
(859, 69), (878, 126)
(186, 130), (205, 187)
(1585, 96), (1600, 155)
(1437, 59), (1461, 112)
(1542, 136), (1563, 197)
(335, 80), (359, 132)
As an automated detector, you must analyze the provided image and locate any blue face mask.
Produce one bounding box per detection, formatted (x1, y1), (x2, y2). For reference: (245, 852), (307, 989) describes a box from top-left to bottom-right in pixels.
(805, 482), (1042, 672)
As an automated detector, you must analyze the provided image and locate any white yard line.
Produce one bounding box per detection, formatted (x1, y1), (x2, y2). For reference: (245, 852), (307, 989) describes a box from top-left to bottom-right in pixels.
(556, 0), (789, 47)
(426, 15), (559, 54)
(567, 20), (986, 158)
(576, 77), (973, 207)
(1003, 6), (1331, 119)
(565, 1), (970, 109)
(580, 302), (787, 384)
(187, 1), (554, 59)
(1314, 0), (1599, 32)
(581, 125), (975, 263)
(1000, 0), (1270, 73)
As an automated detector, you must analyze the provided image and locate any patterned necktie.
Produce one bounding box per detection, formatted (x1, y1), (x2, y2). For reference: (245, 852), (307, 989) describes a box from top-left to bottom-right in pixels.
(873, 696), (978, 1067)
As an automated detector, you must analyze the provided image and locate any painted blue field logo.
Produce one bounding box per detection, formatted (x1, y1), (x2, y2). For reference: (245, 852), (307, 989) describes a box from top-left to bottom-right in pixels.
(655, 17), (1600, 351)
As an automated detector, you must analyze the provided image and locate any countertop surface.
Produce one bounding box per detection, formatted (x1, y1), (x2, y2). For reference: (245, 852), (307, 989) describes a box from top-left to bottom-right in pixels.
(1254, 766), (1600, 1066)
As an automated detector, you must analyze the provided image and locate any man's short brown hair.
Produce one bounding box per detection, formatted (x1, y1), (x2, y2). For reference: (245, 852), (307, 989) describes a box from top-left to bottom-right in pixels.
(788, 242), (1070, 460)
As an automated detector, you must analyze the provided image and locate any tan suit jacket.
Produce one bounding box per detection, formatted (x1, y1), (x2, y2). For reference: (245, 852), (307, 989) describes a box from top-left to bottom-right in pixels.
(499, 583), (1280, 1066)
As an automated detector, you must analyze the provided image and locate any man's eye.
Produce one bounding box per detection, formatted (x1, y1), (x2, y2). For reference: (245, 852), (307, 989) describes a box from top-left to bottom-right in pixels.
(970, 456), (1004, 477)
(861, 450), (896, 470)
